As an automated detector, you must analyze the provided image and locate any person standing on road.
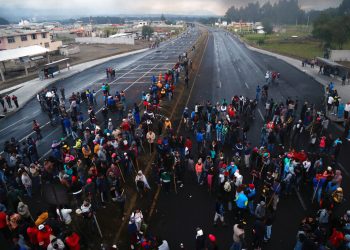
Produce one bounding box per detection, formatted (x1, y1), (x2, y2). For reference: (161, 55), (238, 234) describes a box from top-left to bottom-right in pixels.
(214, 198), (226, 226)
(5, 95), (12, 108)
(256, 86), (261, 101)
(185, 74), (189, 89)
(63, 116), (72, 137)
(231, 221), (246, 250)
(0, 96), (5, 111)
(11, 95), (19, 108)
(32, 120), (42, 140)
(60, 88), (65, 100)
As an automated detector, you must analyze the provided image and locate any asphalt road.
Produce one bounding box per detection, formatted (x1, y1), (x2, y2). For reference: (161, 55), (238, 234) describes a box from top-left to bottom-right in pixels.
(0, 27), (200, 158)
(150, 28), (350, 249)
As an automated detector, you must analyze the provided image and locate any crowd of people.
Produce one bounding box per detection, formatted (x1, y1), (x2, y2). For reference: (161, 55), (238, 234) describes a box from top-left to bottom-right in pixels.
(0, 50), (193, 249)
(0, 39), (350, 250)
(0, 94), (19, 114)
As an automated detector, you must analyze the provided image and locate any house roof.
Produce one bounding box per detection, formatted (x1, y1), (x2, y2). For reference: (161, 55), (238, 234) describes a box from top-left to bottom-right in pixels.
(0, 45), (49, 62)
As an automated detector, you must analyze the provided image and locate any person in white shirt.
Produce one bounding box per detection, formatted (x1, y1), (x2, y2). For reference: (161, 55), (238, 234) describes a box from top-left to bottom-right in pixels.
(56, 206), (73, 225)
(327, 96), (334, 111)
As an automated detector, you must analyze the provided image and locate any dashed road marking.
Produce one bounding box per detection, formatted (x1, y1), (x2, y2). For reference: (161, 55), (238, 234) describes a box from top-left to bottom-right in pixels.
(244, 82), (249, 89)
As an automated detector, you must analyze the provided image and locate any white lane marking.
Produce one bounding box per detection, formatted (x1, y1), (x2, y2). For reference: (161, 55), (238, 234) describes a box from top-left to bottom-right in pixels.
(125, 64), (159, 91)
(295, 188), (307, 211)
(0, 116), (29, 133)
(338, 162), (350, 177)
(244, 82), (250, 89)
(238, 68), (241, 73)
(257, 108), (264, 120)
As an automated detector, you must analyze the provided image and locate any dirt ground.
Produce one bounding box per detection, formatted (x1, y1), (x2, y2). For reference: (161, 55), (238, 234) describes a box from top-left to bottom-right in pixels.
(0, 40), (150, 92)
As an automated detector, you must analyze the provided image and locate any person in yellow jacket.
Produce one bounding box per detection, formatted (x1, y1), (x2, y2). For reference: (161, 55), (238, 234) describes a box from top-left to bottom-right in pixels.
(82, 144), (91, 159)
(73, 138), (82, 150)
(35, 211), (48, 226)
(164, 118), (172, 129)
(93, 142), (100, 154)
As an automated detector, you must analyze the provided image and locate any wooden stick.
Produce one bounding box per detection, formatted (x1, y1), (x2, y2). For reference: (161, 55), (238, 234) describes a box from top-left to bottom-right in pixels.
(116, 162), (125, 183)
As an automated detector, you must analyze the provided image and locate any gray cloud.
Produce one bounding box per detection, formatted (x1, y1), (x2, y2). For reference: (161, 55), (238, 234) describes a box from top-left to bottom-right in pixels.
(1, 0), (343, 15)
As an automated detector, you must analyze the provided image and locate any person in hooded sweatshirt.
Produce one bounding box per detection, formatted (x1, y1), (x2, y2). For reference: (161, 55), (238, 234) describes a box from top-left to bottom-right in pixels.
(17, 201), (30, 220)
(255, 201), (266, 220)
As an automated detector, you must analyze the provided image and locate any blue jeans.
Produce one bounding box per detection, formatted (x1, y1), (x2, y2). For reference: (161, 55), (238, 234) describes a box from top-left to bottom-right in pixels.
(230, 242), (242, 250)
(248, 200), (254, 214)
(264, 225), (272, 240)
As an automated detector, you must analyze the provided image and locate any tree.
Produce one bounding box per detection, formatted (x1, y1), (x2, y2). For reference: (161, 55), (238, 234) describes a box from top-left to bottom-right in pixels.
(262, 20), (273, 34)
(339, 0), (350, 15)
(142, 25), (154, 39)
(331, 16), (350, 48)
(161, 14), (166, 21)
(312, 14), (333, 45)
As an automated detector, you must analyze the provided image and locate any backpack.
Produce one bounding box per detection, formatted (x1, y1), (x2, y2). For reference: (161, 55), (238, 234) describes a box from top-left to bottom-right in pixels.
(224, 181), (231, 192)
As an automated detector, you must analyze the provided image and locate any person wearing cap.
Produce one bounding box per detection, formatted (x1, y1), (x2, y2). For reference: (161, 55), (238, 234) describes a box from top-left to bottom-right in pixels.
(246, 184), (256, 215)
(37, 224), (52, 248)
(323, 166), (334, 181)
(235, 190), (248, 221)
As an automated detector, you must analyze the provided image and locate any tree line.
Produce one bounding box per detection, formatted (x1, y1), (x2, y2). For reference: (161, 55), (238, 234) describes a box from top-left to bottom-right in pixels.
(225, 0), (306, 25)
(312, 0), (350, 49)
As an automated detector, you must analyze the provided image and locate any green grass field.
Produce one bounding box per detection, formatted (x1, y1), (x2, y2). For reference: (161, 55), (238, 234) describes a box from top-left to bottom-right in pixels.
(239, 25), (328, 59)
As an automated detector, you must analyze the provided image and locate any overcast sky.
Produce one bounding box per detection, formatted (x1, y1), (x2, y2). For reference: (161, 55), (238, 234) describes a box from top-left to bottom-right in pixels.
(1, 0), (343, 16)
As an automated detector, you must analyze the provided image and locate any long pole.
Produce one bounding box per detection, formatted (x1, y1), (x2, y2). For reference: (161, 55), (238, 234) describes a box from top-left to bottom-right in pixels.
(312, 179), (321, 204)
(173, 170), (177, 194)
(116, 162), (125, 183)
(93, 213), (103, 238)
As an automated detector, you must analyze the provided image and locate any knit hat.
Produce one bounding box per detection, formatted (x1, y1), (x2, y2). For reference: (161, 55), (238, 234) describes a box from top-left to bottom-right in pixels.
(208, 234), (216, 242)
